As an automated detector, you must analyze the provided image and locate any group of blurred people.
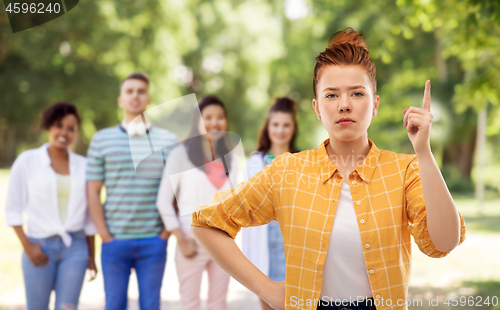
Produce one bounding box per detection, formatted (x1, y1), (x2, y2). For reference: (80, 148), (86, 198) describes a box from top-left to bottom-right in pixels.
(5, 71), (296, 310)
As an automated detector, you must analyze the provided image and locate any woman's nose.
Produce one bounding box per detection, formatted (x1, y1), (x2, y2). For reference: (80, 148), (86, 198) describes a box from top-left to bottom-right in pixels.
(338, 97), (351, 112)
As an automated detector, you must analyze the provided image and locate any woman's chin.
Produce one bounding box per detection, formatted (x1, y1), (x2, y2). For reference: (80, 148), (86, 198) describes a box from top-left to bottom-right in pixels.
(51, 141), (69, 150)
(270, 139), (290, 146)
(208, 133), (225, 141)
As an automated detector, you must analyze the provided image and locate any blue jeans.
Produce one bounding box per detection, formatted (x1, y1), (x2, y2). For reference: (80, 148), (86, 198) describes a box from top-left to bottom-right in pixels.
(268, 221), (286, 281)
(22, 230), (89, 310)
(101, 236), (167, 310)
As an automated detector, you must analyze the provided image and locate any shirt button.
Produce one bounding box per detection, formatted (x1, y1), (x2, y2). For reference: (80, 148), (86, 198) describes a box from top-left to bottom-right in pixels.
(370, 270), (375, 275)
(353, 171), (357, 175)
(352, 181), (357, 185)
(356, 201), (361, 205)
(360, 219), (365, 224)
(375, 294), (380, 298)
(365, 243), (370, 249)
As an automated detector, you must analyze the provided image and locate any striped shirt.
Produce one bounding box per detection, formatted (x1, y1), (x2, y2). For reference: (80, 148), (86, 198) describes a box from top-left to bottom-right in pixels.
(86, 125), (178, 239)
(192, 138), (466, 310)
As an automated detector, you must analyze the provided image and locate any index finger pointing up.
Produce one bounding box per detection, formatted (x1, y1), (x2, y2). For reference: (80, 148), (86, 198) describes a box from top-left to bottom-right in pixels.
(423, 79), (431, 112)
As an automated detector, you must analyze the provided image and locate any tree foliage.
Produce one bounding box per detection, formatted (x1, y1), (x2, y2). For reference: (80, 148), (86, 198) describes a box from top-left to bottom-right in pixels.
(1, 0), (499, 190)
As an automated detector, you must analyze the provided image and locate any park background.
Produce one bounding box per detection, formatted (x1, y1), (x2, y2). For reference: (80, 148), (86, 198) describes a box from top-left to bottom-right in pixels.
(1, 0), (500, 309)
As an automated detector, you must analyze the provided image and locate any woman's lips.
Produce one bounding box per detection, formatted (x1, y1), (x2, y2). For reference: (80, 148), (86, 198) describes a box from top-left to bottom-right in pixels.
(337, 121), (354, 126)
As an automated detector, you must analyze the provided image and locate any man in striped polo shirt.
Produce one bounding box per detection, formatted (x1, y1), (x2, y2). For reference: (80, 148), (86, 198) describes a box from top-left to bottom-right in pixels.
(87, 72), (177, 310)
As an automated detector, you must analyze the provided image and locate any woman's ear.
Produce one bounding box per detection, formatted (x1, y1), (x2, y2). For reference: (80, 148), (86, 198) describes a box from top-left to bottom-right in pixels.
(373, 95), (380, 117)
(312, 98), (321, 120)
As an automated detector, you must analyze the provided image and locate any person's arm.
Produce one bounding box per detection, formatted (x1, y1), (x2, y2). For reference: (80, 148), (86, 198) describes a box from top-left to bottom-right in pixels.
(404, 155), (466, 256)
(193, 226), (285, 310)
(13, 226), (49, 267)
(415, 152), (462, 251)
(87, 180), (113, 243)
(157, 148), (196, 257)
(5, 153), (49, 267)
(85, 135), (113, 243)
(403, 80), (465, 255)
(86, 236), (97, 281)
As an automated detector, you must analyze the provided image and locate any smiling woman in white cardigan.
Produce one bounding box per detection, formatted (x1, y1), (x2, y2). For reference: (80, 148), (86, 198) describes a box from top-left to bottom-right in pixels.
(5, 102), (97, 310)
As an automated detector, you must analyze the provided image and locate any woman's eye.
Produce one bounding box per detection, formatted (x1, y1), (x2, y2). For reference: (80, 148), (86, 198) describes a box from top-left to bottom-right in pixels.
(326, 94), (337, 99)
(353, 92), (364, 97)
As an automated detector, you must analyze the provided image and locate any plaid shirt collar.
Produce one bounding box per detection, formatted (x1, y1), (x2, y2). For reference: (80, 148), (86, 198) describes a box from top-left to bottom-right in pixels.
(317, 138), (381, 184)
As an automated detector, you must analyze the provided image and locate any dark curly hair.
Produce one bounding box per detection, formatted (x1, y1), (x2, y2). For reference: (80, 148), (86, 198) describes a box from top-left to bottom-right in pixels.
(40, 102), (81, 130)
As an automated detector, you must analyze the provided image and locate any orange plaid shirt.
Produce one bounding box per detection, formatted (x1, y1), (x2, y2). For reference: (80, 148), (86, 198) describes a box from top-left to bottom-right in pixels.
(192, 138), (466, 310)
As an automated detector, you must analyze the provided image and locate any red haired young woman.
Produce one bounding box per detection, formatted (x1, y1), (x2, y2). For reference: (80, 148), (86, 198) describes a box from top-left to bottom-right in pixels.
(191, 28), (466, 310)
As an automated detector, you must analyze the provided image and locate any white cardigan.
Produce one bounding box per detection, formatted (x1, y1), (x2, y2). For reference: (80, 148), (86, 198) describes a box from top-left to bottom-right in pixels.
(156, 144), (239, 239)
(241, 152), (271, 276)
(5, 144), (97, 247)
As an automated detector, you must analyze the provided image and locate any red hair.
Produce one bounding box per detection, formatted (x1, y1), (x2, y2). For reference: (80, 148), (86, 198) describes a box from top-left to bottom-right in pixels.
(313, 27), (376, 97)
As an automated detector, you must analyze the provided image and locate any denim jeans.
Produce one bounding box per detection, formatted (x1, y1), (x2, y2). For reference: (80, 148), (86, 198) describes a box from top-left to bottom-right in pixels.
(268, 220), (286, 281)
(101, 236), (167, 310)
(22, 230), (89, 310)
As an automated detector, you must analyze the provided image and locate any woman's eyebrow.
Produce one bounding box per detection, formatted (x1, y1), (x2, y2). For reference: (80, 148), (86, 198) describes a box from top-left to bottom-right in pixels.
(322, 85), (366, 92)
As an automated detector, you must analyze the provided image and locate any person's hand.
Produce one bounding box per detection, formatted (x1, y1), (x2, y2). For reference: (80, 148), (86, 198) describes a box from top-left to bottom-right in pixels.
(159, 229), (171, 241)
(402, 79), (433, 154)
(87, 257), (98, 281)
(262, 280), (286, 310)
(100, 233), (114, 244)
(24, 241), (49, 267)
(178, 238), (197, 258)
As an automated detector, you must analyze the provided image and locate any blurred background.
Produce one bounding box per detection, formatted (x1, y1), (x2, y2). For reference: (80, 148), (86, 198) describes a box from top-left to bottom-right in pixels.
(1, 0), (499, 309)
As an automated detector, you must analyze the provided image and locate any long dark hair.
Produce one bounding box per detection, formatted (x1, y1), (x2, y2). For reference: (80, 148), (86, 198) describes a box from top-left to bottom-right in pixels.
(256, 97), (299, 154)
(183, 95), (232, 172)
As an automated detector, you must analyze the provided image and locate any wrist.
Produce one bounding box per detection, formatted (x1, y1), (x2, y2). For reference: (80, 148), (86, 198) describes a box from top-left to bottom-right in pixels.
(172, 228), (186, 242)
(19, 234), (34, 248)
(21, 239), (33, 250)
(255, 276), (276, 301)
(100, 232), (113, 241)
(415, 145), (432, 157)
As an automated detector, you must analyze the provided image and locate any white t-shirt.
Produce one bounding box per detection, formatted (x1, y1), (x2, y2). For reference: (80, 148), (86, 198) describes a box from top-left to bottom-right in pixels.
(320, 181), (373, 302)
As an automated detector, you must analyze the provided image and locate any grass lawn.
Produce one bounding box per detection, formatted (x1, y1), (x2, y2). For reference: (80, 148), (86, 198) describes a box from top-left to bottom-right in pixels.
(0, 168), (499, 309)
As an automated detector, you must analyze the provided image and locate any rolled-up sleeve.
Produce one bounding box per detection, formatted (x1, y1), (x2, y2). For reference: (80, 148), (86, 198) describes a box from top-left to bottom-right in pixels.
(405, 155), (466, 258)
(192, 161), (276, 239)
(5, 154), (28, 226)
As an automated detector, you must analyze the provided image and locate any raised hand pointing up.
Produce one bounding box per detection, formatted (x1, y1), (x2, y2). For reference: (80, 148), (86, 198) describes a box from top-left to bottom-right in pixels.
(402, 79), (433, 154)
